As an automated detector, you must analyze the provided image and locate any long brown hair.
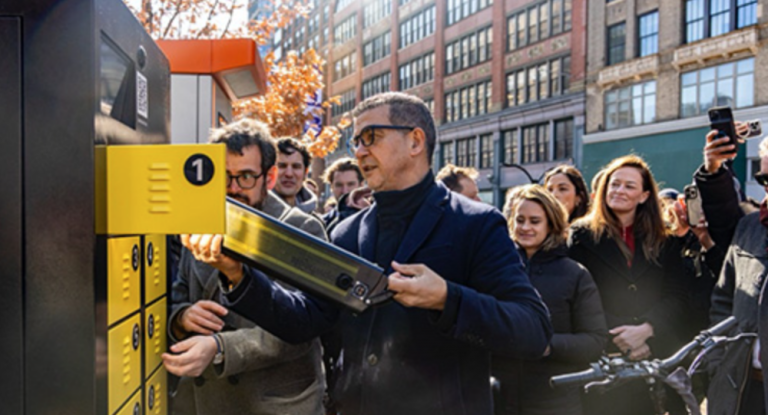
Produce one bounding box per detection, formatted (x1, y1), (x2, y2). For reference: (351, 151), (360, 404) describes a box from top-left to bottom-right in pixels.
(508, 185), (569, 252)
(589, 155), (667, 263)
(543, 165), (590, 223)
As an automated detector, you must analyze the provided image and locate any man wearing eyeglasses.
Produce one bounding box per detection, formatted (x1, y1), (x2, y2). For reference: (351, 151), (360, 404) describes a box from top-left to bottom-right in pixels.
(184, 92), (552, 415)
(698, 122), (768, 415)
(162, 119), (327, 415)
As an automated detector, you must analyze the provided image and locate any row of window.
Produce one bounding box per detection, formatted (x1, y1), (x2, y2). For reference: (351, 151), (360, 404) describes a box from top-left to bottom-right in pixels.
(447, 0), (494, 26)
(334, 15), (356, 45)
(506, 55), (571, 107)
(444, 80), (493, 124)
(364, 0), (392, 28)
(603, 57), (755, 130)
(334, 52), (357, 80)
(363, 31), (391, 66)
(685, 0), (756, 43)
(446, 26), (493, 75)
(439, 118), (574, 169)
(606, 11), (658, 65)
(508, 0), (572, 52)
(399, 52), (435, 90)
(362, 72), (392, 99)
(399, 6), (436, 49)
(332, 89), (356, 117)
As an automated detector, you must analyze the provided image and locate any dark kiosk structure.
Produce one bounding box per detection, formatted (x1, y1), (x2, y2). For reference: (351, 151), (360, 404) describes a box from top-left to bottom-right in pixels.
(0, 0), (172, 414)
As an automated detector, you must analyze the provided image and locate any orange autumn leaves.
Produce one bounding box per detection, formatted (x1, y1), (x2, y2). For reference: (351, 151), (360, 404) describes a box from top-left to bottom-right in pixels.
(126, 0), (347, 158)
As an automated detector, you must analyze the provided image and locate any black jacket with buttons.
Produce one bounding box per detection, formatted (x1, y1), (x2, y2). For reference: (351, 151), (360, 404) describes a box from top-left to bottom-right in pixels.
(492, 244), (607, 415)
(567, 224), (689, 357)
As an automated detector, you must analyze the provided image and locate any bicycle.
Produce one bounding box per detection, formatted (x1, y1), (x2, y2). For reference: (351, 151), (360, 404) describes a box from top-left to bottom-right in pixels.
(550, 316), (756, 415)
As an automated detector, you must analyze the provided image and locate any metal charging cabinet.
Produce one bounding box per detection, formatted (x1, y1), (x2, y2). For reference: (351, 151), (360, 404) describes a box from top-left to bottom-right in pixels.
(0, 0), (224, 414)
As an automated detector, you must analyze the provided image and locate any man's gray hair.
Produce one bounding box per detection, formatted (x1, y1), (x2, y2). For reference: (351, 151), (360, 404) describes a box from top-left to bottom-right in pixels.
(351, 92), (437, 165)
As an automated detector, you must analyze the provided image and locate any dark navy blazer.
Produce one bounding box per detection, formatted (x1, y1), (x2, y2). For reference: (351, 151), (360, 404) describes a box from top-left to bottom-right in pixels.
(224, 182), (552, 415)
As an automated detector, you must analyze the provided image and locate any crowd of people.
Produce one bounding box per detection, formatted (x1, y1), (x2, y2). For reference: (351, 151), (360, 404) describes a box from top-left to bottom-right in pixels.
(162, 91), (768, 415)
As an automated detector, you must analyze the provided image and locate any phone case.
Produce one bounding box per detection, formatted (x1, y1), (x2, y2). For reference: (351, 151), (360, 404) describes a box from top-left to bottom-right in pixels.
(684, 185), (705, 227)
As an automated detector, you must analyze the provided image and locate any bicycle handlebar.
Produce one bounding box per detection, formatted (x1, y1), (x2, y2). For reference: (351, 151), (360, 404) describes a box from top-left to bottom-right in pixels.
(550, 316), (739, 389)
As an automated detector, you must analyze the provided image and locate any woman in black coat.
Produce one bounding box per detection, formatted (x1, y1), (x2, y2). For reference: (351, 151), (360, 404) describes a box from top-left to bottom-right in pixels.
(493, 185), (607, 415)
(568, 155), (689, 415)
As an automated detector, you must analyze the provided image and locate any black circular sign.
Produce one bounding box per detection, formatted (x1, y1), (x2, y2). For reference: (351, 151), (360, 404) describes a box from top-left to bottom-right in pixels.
(148, 314), (155, 339)
(148, 385), (155, 409)
(132, 324), (140, 350)
(147, 242), (154, 267)
(184, 154), (215, 186)
(131, 245), (139, 271)
(133, 402), (140, 415)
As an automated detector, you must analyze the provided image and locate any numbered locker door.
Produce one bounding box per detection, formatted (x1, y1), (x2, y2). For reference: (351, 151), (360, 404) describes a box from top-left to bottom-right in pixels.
(108, 237), (141, 325)
(108, 314), (142, 415)
(114, 389), (142, 415)
(144, 297), (167, 375)
(144, 235), (166, 304)
(145, 367), (168, 415)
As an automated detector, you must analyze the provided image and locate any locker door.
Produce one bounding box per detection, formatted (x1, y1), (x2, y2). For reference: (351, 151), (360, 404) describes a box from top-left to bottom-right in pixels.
(0, 16), (24, 415)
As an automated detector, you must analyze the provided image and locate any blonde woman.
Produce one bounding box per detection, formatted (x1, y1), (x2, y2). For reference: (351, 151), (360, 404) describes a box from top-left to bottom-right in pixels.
(492, 185), (606, 415)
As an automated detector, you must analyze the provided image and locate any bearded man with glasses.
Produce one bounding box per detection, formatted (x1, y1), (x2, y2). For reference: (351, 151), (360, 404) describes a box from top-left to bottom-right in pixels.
(185, 92), (552, 415)
(162, 118), (327, 415)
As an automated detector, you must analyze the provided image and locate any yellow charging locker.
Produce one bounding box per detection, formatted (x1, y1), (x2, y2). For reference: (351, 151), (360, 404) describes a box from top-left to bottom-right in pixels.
(95, 144), (226, 235)
(108, 313), (142, 415)
(144, 297), (167, 375)
(144, 235), (166, 305)
(108, 237), (142, 326)
(145, 367), (168, 415)
(114, 389), (142, 415)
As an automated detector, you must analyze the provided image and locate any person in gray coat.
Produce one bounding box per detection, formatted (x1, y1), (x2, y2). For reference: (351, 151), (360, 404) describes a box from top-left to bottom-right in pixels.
(162, 119), (327, 415)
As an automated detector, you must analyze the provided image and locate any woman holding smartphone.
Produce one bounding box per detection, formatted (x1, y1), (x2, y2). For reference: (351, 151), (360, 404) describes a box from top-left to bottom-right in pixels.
(493, 185), (606, 415)
(568, 155), (688, 415)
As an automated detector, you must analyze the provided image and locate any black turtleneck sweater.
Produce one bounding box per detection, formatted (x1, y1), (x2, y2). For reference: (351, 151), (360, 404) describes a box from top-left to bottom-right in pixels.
(372, 170), (435, 270)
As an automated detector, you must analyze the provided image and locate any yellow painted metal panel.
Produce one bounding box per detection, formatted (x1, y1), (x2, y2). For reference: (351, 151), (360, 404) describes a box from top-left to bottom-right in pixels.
(108, 237), (141, 325)
(95, 144), (226, 235)
(113, 389), (141, 415)
(145, 367), (168, 415)
(108, 314), (142, 415)
(144, 235), (166, 304)
(144, 297), (167, 376)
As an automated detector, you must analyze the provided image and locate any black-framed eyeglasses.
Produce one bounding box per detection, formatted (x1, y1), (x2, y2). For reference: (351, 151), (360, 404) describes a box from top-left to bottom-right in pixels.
(348, 125), (416, 150)
(227, 171), (264, 189)
(755, 172), (768, 187)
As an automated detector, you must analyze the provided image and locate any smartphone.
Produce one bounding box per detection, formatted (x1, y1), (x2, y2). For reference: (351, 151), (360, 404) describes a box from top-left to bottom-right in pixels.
(746, 119), (763, 138)
(708, 106), (737, 155)
(684, 184), (705, 227)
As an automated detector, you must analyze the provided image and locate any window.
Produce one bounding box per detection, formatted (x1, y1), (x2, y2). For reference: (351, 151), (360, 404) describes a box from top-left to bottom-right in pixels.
(332, 89), (356, 117)
(638, 11), (658, 57)
(457, 138), (468, 166)
(554, 118), (574, 160)
(605, 81), (656, 130)
(335, 0), (354, 12)
(502, 129), (519, 165)
(467, 137), (478, 167)
(447, 0), (494, 26)
(444, 80), (493, 123)
(363, 31), (391, 66)
(445, 27), (493, 75)
(334, 15), (356, 45)
(334, 52), (357, 80)
(440, 141), (454, 167)
(508, 0), (572, 51)
(399, 5), (436, 48)
(522, 124), (549, 164)
(400, 52), (435, 90)
(680, 57), (754, 117)
(480, 134), (494, 168)
(607, 23), (626, 65)
(506, 55), (570, 107)
(364, 0), (392, 28)
(362, 72), (391, 99)
(685, 0), (757, 43)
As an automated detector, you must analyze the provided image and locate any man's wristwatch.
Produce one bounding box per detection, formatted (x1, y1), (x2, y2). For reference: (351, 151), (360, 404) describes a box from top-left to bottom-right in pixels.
(212, 334), (225, 365)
